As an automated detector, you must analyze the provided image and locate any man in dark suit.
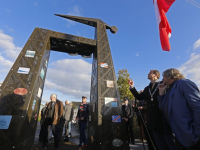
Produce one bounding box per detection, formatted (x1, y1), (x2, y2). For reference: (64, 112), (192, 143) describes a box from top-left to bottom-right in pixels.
(122, 97), (135, 144)
(63, 100), (72, 141)
(158, 68), (200, 149)
(128, 70), (176, 150)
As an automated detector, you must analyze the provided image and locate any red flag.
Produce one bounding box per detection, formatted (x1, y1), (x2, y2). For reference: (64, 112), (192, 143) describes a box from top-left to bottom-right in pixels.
(153, 0), (175, 51)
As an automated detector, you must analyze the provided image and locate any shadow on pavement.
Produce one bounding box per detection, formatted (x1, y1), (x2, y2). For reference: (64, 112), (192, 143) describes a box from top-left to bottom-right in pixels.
(33, 122), (148, 150)
(32, 142), (79, 150)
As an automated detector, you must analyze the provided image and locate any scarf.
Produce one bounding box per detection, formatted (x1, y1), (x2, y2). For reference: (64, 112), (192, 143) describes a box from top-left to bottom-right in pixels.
(79, 103), (84, 112)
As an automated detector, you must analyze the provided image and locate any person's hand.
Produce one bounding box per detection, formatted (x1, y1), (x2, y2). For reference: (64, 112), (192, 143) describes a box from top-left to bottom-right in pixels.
(34, 114), (38, 120)
(158, 83), (167, 95)
(139, 106), (143, 110)
(124, 117), (128, 122)
(81, 117), (84, 120)
(128, 79), (134, 88)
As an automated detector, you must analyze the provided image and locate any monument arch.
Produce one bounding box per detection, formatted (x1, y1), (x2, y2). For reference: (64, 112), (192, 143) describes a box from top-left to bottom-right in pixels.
(0, 15), (129, 150)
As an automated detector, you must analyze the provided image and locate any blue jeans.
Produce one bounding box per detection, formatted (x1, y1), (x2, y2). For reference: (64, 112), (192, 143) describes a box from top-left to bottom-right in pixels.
(79, 121), (87, 147)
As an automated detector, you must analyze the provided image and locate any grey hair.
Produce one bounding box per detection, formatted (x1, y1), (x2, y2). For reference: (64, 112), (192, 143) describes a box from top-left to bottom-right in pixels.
(162, 68), (185, 81)
(65, 100), (70, 104)
(50, 94), (57, 99)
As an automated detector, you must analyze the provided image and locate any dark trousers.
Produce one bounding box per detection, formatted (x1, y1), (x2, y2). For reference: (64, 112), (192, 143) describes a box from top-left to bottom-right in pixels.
(144, 127), (157, 150)
(43, 124), (60, 148)
(59, 118), (65, 140)
(64, 120), (69, 138)
(152, 130), (176, 150)
(79, 121), (87, 147)
(175, 138), (200, 150)
(39, 124), (44, 140)
(125, 119), (134, 142)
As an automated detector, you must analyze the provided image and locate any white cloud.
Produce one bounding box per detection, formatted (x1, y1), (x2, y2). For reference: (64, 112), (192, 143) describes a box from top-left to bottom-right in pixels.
(0, 30), (21, 82)
(66, 6), (81, 27)
(193, 38), (200, 50)
(0, 30), (21, 60)
(136, 53), (139, 57)
(0, 52), (13, 72)
(178, 38), (200, 86)
(44, 59), (92, 100)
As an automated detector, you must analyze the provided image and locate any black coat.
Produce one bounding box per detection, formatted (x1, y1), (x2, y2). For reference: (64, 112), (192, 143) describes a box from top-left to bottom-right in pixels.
(130, 82), (165, 133)
(77, 103), (89, 122)
(122, 104), (134, 119)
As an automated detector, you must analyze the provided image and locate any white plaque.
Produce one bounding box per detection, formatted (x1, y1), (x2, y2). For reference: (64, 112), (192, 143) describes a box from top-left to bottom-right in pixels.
(105, 97), (117, 106)
(107, 80), (114, 87)
(25, 50), (35, 58)
(17, 67), (30, 74)
(37, 88), (42, 98)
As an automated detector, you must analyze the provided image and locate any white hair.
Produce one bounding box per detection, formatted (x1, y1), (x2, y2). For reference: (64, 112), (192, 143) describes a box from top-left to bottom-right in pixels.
(50, 94), (57, 99)
(65, 100), (70, 104)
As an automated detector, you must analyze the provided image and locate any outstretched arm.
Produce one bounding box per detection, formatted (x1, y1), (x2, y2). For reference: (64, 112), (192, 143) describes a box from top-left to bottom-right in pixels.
(128, 79), (146, 100)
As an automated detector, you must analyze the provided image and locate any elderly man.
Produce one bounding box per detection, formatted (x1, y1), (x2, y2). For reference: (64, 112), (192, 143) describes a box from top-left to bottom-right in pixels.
(128, 70), (176, 150)
(63, 100), (72, 141)
(158, 68), (200, 150)
(41, 94), (63, 150)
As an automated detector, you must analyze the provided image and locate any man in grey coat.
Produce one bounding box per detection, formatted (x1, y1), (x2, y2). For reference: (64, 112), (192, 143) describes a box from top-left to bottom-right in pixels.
(63, 100), (72, 141)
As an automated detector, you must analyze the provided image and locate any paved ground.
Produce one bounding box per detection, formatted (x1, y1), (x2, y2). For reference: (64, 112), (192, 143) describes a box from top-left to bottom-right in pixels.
(33, 122), (148, 150)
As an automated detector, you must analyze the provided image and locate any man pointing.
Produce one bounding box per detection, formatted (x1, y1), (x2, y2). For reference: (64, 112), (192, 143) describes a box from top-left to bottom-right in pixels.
(128, 70), (175, 150)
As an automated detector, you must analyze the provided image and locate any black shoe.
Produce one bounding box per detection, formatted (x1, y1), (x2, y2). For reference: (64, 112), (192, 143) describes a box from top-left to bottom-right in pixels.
(63, 138), (69, 142)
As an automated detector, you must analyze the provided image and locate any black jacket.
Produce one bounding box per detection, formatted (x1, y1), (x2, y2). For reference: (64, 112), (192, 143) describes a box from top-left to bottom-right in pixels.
(122, 104), (133, 118)
(122, 104), (134, 121)
(129, 81), (165, 133)
(41, 106), (46, 124)
(77, 103), (89, 122)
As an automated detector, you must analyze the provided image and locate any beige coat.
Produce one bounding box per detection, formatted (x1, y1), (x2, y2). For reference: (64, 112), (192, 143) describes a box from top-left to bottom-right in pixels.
(42, 100), (63, 125)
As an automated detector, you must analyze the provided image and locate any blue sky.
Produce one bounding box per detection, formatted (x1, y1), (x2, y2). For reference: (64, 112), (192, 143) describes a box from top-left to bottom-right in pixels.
(0, 0), (200, 104)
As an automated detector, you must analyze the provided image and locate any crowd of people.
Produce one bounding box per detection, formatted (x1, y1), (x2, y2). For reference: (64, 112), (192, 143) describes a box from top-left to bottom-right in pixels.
(38, 68), (200, 150)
